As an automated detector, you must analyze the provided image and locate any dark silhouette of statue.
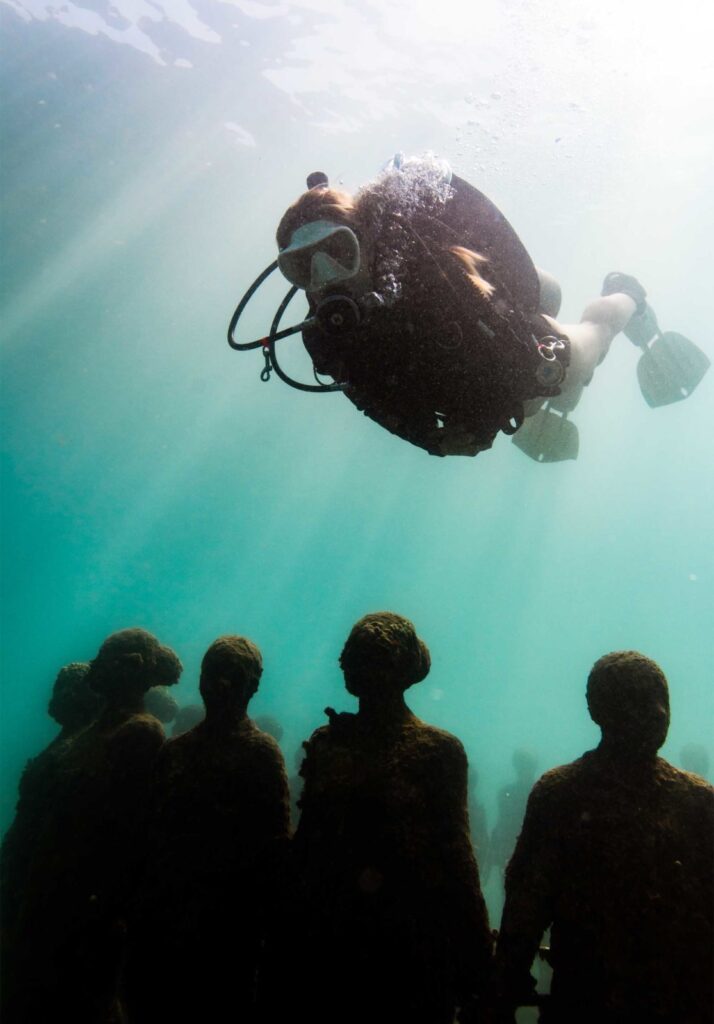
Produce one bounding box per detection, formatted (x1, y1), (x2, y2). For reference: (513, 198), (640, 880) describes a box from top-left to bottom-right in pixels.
(0, 628), (181, 1024)
(124, 635), (291, 1024)
(468, 765), (491, 889)
(488, 748), (538, 886)
(170, 701), (205, 736)
(288, 744), (305, 828)
(143, 683), (179, 725)
(496, 651), (714, 1024)
(288, 612), (493, 1024)
(46, 660), (101, 738)
(1, 662), (100, 946)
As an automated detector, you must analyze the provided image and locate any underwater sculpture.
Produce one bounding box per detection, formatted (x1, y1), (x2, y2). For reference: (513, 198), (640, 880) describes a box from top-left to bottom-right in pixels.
(468, 765), (491, 876)
(0, 662), (100, 948)
(486, 747), (538, 885)
(0, 628), (181, 1024)
(45, 660), (102, 739)
(170, 700), (205, 736)
(143, 682), (180, 724)
(287, 744), (305, 829)
(229, 154), (709, 463)
(496, 650), (714, 1023)
(124, 635), (290, 1024)
(285, 612), (493, 1024)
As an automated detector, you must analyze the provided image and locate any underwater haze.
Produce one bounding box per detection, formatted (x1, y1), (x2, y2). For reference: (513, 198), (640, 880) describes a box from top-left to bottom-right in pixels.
(1, 0), (713, 920)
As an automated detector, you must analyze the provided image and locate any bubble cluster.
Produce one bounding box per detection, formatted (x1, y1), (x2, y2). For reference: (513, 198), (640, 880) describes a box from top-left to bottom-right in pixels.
(356, 153), (454, 303)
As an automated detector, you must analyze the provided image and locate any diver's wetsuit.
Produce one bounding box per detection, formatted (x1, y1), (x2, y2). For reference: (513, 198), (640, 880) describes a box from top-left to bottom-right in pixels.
(302, 175), (567, 455)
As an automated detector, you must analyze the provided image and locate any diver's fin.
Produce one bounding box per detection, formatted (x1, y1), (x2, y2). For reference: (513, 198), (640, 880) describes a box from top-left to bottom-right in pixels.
(637, 331), (711, 408)
(624, 303), (660, 347)
(511, 406), (579, 462)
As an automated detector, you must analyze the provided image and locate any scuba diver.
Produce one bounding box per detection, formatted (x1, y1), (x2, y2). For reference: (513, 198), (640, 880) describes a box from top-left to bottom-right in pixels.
(229, 154), (709, 462)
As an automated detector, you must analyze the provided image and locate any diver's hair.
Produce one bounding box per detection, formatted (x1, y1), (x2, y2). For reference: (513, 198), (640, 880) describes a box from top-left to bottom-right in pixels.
(276, 187), (357, 249)
(276, 187), (496, 308)
(586, 650), (669, 728)
(340, 611), (431, 691)
(449, 246), (495, 300)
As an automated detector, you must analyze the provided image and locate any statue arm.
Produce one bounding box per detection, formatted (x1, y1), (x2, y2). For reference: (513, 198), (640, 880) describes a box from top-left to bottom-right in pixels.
(495, 779), (560, 1010)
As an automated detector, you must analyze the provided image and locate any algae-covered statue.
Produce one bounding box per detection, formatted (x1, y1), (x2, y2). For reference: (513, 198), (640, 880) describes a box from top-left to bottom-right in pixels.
(229, 154), (709, 463)
(143, 683), (180, 725)
(0, 628), (181, 1024)
(496, 651), (714, 1023)
(0, 662), (100, 946)
(288, 611), (493, 1024)
(124, 635), (291, 1024)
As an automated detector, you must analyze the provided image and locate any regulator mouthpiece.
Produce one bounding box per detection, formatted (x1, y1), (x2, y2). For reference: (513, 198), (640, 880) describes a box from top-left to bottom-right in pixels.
(315, 295), (362, 335)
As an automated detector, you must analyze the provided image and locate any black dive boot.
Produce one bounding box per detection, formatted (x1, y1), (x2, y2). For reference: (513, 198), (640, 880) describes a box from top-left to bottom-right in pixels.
(601, 272), (710, 407)
(601, 272), (658, 346)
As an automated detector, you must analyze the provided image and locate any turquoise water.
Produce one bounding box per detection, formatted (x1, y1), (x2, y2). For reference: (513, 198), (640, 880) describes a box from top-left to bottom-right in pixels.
(1, 0), (712, 922)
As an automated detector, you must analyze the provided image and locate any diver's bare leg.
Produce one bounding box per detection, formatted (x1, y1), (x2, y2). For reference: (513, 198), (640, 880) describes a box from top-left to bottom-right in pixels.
(542, 293), (638, 410)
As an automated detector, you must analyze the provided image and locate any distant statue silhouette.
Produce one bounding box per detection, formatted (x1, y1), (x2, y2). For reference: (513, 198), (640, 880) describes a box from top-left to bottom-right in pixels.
(1, 628), (181, 1024)
(170, 701), (205, 736)
(487, 747), (538, 884)
(255, 713), (285, 744)
(468, 765), (491, 886)
(679, 742), (711, 781)
(46, 660), (101, 739)
(124, 635), (290, 1024)
(288, 744), (305, 829)
(143, 683), (179, 724)
(496, 651), (714, 1024)
(288, 612), (493, 1024)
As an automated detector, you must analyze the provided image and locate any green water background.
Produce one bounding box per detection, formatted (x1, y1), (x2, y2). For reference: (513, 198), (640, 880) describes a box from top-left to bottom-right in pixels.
(1, 0), (712, 922)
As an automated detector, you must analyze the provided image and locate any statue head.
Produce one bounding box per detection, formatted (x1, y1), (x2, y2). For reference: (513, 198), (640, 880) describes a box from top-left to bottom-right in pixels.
(339, 611), (430, 698)
(48, 662), (99, 732)
(199, 636), (263, 714)
(88, 629), (182, 705)
(586, 651), (670, 757)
